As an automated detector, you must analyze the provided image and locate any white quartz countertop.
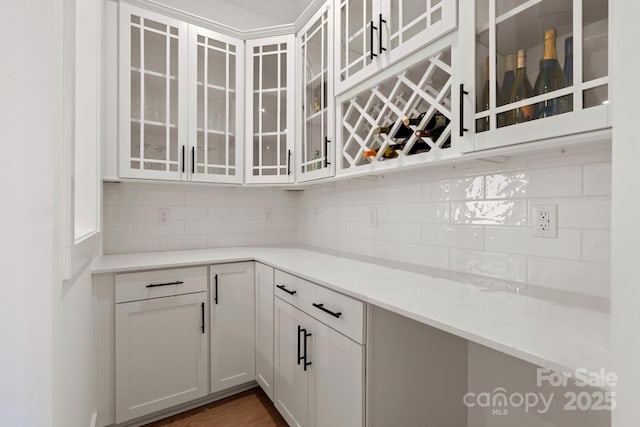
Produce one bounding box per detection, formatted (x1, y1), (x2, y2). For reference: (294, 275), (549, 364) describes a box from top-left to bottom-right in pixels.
(93, 247), (610, 375)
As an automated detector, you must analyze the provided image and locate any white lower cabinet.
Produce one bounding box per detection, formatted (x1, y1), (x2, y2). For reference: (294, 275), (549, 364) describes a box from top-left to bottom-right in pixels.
(255, 263), (275, 400)
(274, 298), (365, 427)
(115, 267), (209, 424)
(209, 262), (256, 393)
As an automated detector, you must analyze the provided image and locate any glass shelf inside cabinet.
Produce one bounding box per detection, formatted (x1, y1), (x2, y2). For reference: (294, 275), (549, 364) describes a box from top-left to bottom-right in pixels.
(474, 0), (608, 133)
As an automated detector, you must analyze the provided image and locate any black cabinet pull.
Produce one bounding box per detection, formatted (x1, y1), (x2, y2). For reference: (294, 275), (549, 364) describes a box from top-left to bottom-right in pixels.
(370, 20), (378, 60)
(181, 146), (185, 173)
(201, 302), (205, 334)
(297, 325), (303, 366)
(459, 83), (469, 137)
(303, 329), (312, 371)
(324, 137), (331, 167)
(146, 280), (184, 288)
(287, 149), (292, 175)
(378, 14), (387, 54)
(276, 284), (297, 295)
(191, 146), (195, 174)
(312, 303), (342, 319)
(214, 274), (218, 305)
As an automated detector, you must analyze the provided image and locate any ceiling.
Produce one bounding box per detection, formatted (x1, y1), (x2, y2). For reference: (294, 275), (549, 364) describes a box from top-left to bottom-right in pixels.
(153, 0), (316, 31)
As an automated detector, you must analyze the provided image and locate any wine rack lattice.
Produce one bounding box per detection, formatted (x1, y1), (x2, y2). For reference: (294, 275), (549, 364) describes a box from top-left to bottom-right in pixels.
(341, 46), (452, 170)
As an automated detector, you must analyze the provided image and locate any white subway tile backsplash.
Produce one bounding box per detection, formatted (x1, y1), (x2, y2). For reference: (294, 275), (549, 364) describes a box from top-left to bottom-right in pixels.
(583, 162), (612, 196)
(450, 249), (527, 282)
(159, 235), (207, 251)
(450, 200), (527, 226)
(378, 202), (449, 224)
(529, 197), (611, 229)
(485, 166), (582, 199)
(421, 224), (484, 250)
(527, 257), (610, 298)
(582, 230), (611, 263)
(104, 149), (611, 301)
(485, 227), (581, 260)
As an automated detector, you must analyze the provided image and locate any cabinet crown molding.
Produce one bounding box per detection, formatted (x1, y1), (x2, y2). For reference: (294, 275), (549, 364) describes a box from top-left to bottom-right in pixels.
(120, 0), (296, 39)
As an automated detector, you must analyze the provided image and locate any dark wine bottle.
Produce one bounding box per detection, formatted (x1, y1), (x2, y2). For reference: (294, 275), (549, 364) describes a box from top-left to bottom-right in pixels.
(402, 112), (426, 127)
(374, 121), (413, 139)
(404, 112), (448, 131)
(563, 36), (573, 111)
(534, 28), (569, 118)
(499, 54), (515, 107)
(478, 57), (502, 131)
(507, 49), (534, 124)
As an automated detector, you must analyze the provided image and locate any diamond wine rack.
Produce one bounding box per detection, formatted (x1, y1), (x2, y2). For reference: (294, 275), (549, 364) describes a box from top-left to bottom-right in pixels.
(340, 45), (453, 173)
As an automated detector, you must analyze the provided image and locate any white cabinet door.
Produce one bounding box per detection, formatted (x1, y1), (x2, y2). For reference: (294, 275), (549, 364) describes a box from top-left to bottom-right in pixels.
(298, 3), (335, 182)
(246, 35), (295, 183)
(335, 0), (378, 94)
(119, 3), (188, 180)
(115, 292), (208, 423)
(457, 0), (610, 153)
(188, 26), (244, 183)
(308, 318), (365, 427)
(209, 262), (256, 393)
(255, 263), (275, 400)
(274, 298), (309, 427)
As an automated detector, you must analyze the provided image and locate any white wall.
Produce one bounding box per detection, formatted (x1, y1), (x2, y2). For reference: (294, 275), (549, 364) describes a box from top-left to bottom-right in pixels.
(298, 145), (611, 304)
(0, 1), (60, 425)
(103, 182), (299, 254)
(610, 1), (640, 426)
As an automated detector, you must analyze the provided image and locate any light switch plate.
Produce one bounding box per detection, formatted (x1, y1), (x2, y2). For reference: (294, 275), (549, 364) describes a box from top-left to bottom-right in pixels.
(532, 204), (557, 238)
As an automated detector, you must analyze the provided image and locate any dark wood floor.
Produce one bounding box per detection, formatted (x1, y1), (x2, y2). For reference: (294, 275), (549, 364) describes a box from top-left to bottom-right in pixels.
(144, 388), (288, 427)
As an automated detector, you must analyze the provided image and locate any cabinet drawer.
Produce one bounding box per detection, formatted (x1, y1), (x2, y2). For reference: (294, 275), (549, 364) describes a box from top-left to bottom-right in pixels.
(116, 266), (208, 303)
(274, 270), (364, 344)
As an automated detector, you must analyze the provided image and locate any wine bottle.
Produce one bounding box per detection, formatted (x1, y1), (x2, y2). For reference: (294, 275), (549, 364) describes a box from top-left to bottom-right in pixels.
(533, 28), (569, 118)
(507, 49), (534, 125)
(404, 112), (448, 131)
(478, 57), (502, 131)
(363, 145), (399, 159)
(374, 121), (414, 139)
(402, 112), (426, 127)
(500, 54), (515, 106)
(478, 57), (491, 132)
(563, 36), (574, 111)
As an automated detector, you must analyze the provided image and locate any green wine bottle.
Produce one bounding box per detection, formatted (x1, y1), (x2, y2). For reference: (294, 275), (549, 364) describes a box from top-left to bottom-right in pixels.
(507, 49), (534, 125)
(533, 28), (570, 118)
(478, 57), (503, 131)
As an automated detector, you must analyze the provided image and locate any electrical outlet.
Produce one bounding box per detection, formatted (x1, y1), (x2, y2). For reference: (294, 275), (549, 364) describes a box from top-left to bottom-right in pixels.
(532, 204), (557, 238)
(265, 208), (273, 223)
(368, 207), (378, 227)
(158, 208), (170, 225)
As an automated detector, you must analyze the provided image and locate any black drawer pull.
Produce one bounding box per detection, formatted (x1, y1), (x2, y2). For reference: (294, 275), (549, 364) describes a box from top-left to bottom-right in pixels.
(303, 329), (312, 371)
(214, 274), (219, 305)
(146, 280), (184, 288)
(276, 284), (297, 295)
(297, 325), (303, 365)
(312, 303), (342, 319)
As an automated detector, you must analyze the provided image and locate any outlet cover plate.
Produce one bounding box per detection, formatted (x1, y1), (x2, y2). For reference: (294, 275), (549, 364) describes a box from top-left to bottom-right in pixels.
(532, 204), (557, 238)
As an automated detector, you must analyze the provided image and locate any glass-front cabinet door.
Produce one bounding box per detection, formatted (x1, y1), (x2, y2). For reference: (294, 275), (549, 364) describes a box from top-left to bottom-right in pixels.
(298, 5), (335, 182)
(245, 35), (295, 183)
(188, 27), (244, 183)
(119, 4), (188, 180)
(335, 0), (377, 94)
(458, 0), (610, 152)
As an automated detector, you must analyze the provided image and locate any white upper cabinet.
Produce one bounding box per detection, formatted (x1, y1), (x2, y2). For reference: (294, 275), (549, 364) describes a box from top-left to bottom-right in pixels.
(188, 27), (244, 183)
(246, 35), (296, 183)
(118, 4), (243, 182)
(335, 0), (457, 94)
(297, 4), (335, 182)
(119, 4), (188, 180)
(456, 0), (610, 152)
